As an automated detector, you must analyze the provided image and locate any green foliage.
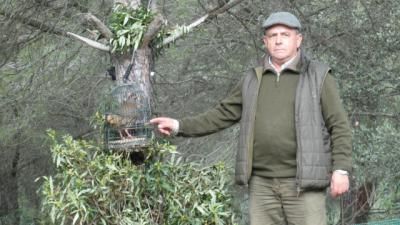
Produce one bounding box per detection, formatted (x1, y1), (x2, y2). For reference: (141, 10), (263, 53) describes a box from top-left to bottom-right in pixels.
(109, 5), (154, 53)
(90, 111), (106, 138)
(352, 121), (400, 213)
(39, 130), (237, 225)
(353, 122), (400, 184)
(108, 4), (191, 55)
(150, 23), (192, 58)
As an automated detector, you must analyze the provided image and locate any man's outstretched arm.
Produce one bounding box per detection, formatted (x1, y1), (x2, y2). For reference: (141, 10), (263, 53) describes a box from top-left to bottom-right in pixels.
(150, 117), (179, 136)
(150, 78), (243, 137)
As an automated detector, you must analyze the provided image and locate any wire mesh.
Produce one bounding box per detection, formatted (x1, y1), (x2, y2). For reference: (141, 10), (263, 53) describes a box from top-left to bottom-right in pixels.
(104, 84), (152, 151)
(354, 219), (400, 225)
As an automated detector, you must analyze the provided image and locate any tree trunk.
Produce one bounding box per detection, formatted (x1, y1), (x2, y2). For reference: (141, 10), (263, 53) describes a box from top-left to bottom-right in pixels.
(111, 0), (154, 104)
(354, 181), (375, 224)
(0, 133), (20, 225)
(112, 47), (153, 99)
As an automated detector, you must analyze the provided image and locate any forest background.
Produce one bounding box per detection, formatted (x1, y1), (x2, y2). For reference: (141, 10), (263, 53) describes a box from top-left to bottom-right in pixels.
(0, 0), (399, 224)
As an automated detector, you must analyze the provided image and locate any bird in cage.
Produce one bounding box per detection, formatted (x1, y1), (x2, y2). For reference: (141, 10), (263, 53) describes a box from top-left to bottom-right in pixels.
(106, 91), (139, 139)
(106, 114), (135, 138)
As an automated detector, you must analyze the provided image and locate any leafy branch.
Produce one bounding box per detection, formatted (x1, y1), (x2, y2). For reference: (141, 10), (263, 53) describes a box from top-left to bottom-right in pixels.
(109, 5), (154, 53)
(38, 130), (239, 224)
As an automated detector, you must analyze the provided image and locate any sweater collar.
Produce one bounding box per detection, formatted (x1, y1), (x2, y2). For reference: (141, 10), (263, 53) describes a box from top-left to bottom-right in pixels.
(263, 50), (303, 74)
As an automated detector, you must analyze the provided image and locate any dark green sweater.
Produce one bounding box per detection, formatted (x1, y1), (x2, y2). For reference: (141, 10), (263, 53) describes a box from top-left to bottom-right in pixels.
(252, 64), (350, 177)
(252, 69), (299, 178)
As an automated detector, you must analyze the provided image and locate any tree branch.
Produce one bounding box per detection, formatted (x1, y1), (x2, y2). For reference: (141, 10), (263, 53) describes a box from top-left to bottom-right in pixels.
(66, 32), (110, 51)
(162, 0), (244, 46)
(115, 0), (141, 8)
(359, 1), (378, 34)
(0, 10), (65, 36)
(142, 0), (165, 46)
(142, 14), (165, 46)
(162, 14), (209, 46)
(309, 32), (346, 49)
(82, 13), (113, 40)
(355, 112), (400, 119)
(208, 0), (245, 17)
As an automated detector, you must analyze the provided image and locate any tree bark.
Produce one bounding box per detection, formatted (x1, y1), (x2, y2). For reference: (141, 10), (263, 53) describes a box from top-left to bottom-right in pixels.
(0, 132), (20, 224)
(112, 47), (153, 99)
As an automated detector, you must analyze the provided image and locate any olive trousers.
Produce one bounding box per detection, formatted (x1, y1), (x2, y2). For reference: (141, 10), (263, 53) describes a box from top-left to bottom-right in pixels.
(249, 176), (327, 225)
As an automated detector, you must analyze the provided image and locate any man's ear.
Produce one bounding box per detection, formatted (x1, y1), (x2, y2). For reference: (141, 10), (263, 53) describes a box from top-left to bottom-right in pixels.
(296, 34), (303, 48)
(263, 35), (269, 47)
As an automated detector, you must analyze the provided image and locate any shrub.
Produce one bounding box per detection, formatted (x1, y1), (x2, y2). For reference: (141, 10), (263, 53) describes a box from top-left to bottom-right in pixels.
(39, 130), (237, 225)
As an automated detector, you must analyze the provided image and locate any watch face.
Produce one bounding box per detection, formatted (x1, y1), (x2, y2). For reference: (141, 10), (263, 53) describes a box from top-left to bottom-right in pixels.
(335, 170), (349, 175)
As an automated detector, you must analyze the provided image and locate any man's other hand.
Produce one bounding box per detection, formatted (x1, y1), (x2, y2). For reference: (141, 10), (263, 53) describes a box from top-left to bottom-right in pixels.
(149, 117), (179, 136)
(330, 170), (350, 198)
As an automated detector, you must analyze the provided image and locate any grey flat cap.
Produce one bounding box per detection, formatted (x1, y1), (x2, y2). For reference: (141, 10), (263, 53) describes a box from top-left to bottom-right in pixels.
(262, 12), (301, 30)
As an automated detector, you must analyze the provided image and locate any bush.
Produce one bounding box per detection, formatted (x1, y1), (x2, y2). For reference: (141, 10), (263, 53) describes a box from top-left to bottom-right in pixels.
(38, 130), (238, 225)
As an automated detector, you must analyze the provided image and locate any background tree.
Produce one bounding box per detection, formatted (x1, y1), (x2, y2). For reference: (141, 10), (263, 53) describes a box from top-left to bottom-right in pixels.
(0, 0), (399, 224)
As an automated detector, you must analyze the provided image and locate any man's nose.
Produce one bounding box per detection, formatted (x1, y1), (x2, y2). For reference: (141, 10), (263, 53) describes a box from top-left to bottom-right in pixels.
(275, 35), (282, 44)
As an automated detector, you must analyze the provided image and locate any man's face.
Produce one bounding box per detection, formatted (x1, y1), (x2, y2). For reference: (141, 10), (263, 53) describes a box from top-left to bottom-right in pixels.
(263, 25), (303, 65)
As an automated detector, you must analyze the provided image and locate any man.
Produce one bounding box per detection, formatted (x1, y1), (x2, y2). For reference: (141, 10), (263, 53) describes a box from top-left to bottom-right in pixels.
(150, 11), (352, 225)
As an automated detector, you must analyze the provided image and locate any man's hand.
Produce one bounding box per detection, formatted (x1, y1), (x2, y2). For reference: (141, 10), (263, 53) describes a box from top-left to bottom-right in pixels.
(330, 170), (349, 197)
(149, 117), (179, 136)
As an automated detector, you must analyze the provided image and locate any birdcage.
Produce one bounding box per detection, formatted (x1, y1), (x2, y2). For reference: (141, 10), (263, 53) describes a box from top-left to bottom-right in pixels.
(104, 83), (153, 151)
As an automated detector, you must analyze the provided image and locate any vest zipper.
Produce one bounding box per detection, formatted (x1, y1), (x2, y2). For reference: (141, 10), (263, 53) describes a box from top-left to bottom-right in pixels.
(297, 186), (301, 198)
(295, 71), (302, 198)
(245, 68), (262, 184)
(276, 72), (281, 82)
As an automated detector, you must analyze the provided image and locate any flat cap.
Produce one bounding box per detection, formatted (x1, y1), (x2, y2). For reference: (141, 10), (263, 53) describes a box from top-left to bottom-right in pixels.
(262, 11), (301, 30)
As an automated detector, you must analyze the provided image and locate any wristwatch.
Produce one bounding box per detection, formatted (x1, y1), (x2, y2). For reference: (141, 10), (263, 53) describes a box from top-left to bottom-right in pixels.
(334, 169), (349, 176)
